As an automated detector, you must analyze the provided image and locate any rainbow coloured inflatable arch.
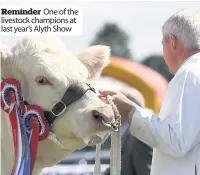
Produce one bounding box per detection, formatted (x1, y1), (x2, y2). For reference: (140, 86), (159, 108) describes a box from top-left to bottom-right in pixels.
(102, 57), (168, 114)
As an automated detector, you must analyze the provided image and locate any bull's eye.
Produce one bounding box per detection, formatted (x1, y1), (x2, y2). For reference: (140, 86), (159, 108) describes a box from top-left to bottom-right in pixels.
(35, 76), (51, 85)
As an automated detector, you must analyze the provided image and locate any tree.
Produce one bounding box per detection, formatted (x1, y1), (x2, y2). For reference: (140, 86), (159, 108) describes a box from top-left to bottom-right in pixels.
(90, 23), (133, 60)
(142, 55), (174, 82)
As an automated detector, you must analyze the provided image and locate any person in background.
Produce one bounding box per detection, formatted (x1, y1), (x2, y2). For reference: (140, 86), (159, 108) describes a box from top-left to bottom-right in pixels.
(104, 87), (152, 175)
(101, 9), (200, 175)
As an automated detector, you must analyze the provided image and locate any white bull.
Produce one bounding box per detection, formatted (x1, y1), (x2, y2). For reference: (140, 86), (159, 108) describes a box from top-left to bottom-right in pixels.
(1, 36), (115, 175)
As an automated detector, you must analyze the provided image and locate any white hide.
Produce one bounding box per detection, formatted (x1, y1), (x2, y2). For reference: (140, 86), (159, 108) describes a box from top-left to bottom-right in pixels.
(0, 36), (114, 175)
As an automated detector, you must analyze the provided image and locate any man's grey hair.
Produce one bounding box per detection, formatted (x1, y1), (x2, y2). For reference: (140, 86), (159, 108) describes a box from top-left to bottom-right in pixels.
(162, 8), (200, 49)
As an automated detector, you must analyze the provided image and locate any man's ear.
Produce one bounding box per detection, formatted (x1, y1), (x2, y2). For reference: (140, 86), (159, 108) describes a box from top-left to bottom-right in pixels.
(169, 34), (177, 50)
(75, 45), (111, 80)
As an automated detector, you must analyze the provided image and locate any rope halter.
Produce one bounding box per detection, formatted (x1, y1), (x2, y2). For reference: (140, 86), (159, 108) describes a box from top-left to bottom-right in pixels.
(94, 95), (121, 175)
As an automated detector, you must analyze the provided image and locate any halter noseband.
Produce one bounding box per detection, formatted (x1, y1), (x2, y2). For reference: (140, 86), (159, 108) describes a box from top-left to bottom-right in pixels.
(44, 83), (96, 125)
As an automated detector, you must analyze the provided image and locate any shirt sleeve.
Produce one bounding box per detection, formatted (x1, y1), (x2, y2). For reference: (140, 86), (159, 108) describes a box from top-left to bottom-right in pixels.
(129, 70), (200, 158)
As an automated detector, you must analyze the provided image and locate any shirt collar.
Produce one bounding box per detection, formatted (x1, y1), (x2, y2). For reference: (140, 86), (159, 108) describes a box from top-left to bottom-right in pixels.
(175, 51), (200, 74)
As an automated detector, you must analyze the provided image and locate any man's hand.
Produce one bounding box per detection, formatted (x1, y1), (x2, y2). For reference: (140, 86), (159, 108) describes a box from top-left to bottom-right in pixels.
(99, 90), (137, 125)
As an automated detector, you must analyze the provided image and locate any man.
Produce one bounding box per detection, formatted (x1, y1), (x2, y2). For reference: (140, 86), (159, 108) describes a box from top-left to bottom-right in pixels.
(100, 9), (200, 175)
(104, 87), (152, 175)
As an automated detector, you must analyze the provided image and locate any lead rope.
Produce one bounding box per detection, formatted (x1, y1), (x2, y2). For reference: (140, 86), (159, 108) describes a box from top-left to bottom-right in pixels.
(94, 95), (121, 175)
(94, 144), (102, 175)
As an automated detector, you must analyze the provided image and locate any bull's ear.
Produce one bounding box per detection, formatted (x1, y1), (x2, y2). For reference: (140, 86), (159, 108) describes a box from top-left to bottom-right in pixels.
(75, 45), (111, 80)
(0, 44), (11, 61)
(0, 44), (13, 78)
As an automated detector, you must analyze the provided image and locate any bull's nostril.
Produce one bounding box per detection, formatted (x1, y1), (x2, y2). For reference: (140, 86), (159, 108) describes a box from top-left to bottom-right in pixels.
(93, 114), (103, 122)
(92, 110), (104, 122)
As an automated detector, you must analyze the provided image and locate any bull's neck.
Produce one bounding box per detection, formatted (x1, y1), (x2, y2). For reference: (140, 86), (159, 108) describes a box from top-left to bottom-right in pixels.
(1, 111), (74, 175)
(33, 137), (84, 175)
(1, 111), (15, 175)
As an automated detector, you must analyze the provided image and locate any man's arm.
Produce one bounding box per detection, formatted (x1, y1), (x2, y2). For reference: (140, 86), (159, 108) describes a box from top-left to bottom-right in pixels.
(129, 71), (200, 158)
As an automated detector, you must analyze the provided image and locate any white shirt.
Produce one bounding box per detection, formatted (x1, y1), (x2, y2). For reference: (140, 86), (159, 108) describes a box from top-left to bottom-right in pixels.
(130, 52), (200, 175)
